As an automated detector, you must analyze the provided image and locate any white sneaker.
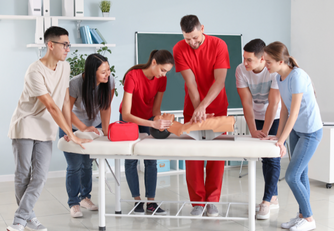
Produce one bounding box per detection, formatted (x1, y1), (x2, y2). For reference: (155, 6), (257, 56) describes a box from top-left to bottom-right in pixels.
(70, 205), (83, 218)
(281, 213), (302, 229)
(256, 203), (270, 220)
(26, 217), (47, 231)
(80, 197), (98, 211)
(290, 218), (316, 231)
(255, 198), (279, 212)
(6, 224), (24, 231)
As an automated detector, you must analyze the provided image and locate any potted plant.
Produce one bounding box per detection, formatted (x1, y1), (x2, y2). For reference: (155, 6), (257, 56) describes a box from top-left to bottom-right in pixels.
(66, 44), (121, 96)
(99, 1), (111, 17)
(66, 50), (87, 78)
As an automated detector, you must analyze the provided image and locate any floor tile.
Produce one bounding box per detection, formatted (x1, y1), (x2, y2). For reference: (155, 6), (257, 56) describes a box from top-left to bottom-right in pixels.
(0, 220), (7, 230)
(0, 157), (333, 231)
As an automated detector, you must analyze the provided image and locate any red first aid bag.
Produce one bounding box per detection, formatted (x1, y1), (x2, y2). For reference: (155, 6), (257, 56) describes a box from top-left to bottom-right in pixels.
(108, 121), (139, 141)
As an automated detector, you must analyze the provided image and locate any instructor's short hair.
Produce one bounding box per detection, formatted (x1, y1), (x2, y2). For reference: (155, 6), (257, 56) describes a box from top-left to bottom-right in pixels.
(180, 15), (201, 33)
(44, 26), (69, 44)
(243, 39), (266, 58)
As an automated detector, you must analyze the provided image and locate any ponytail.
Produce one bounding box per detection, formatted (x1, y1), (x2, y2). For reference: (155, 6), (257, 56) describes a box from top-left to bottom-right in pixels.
(265, 42), (300, 70)
(122, 49), (174, 84)
(265, 42), (317, 96)
(288, 56), (299, 68)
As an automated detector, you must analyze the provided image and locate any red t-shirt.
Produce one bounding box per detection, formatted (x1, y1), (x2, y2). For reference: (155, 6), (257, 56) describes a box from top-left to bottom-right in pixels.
(119, 69), (167, 120)
(173, 34), (230, 118)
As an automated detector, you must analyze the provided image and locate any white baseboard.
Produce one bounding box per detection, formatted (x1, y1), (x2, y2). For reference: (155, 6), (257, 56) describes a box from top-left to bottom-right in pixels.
(0, 174), (14, 182)
(47, 170), (67, 178)
(0, 166), (125, 183)
(92, 165), (125, 175)
(0, 170), (67, 183)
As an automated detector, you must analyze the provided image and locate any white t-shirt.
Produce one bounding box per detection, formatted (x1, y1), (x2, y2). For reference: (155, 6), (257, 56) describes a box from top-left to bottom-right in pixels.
(8, 60), (70, 141)
(235, 64), (281, 120)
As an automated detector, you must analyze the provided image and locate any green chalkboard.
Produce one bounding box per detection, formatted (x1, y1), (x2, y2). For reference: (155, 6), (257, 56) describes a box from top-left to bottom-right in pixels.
(135, 32), (243, 111)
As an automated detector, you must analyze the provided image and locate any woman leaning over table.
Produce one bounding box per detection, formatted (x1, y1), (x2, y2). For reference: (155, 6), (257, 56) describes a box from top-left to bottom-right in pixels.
(59, 53), (114, 218)
(263, 41), (322, 231)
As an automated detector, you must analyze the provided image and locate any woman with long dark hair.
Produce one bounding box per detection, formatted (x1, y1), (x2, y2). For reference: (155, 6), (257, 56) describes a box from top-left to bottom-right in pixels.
(264, 42), (322, 231)
(59, 53), (114, 218)
(120, 50), (174, 215)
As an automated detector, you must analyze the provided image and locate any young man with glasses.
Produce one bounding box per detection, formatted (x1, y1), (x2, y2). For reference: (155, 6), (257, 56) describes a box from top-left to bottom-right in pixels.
(7, 26), (90, 231)
(173, 15), (230, 217)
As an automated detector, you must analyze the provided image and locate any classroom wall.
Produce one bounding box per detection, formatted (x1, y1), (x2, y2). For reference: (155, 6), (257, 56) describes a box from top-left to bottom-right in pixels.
(291, 0), (334, 122)
(0, 0), (291, 177)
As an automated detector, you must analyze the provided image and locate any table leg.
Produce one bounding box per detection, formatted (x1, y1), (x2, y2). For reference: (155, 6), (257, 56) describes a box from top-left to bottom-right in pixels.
(248, 160), (256, 231)
(115, 159), (121, 214)
(98, 158), (106, 231)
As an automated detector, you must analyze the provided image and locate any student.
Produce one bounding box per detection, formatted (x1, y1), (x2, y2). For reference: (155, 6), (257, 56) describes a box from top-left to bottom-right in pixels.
(59, 54), (115, 218)
(264, 41), (322, 231)
(235, 38), (281, 220)
(120, 49), (174, 214)
(173, 15), (230, 217)
(7, 26), (90, 231)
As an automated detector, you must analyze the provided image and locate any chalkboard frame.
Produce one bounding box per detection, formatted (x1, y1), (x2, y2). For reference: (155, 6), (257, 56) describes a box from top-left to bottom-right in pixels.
(135, 32), (243, 113)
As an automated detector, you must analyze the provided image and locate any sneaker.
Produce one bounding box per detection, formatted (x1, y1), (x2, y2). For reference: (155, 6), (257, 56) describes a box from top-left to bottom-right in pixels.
(134, 202), (145, 215)
(281, 213), (301, 229)
(190, 206), (204, 216)
(290, 218), (316, 231)
(6, 224), (24, 231)
(146, 203), (167, 215)
(206, 204), (219, 217)
(26, 218), (47, 231)
(256, 198), (279, 212)
(70, 205), (83, 218)
(80, 197), (98, 211)
(256, 203), (270, 220)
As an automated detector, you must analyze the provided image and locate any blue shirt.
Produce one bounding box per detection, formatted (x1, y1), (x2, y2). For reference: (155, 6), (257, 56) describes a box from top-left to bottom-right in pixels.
(277, 67), (322, 133)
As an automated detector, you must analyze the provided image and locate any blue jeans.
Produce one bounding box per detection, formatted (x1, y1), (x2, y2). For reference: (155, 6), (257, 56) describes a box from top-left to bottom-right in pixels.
(255, 119), (281, 202)
(59, 124), (101, 208)
(286, 128), (322, 218)
(120, 114), (157, 198)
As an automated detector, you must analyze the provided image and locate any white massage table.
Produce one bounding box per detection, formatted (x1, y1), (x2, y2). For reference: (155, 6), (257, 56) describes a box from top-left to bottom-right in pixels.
(58, 133), (280, 231)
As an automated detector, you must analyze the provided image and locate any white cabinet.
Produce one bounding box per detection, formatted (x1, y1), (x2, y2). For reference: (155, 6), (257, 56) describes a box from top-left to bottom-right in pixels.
(309, 126), (334, 188)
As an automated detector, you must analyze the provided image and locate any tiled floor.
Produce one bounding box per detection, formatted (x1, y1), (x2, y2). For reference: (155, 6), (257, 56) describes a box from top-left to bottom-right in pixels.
(1, 158), (334, 231)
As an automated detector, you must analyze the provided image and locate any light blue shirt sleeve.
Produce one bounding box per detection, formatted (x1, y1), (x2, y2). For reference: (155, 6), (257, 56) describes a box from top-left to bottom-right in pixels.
(290, 71), (307, 94)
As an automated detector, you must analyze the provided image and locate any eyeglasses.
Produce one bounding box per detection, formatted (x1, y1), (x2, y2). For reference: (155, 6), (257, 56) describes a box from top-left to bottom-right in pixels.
(51, 41), (71, 50)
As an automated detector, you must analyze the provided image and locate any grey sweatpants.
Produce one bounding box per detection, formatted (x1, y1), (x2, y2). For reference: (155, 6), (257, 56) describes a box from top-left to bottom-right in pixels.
(12, 139), (52, 226)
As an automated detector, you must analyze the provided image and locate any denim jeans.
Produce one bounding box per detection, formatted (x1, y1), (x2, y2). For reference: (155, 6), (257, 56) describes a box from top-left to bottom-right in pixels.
(120, 114), (157, 198)
(286, 128), (323, 218)
(59, 124), (101, 208)
(255, 119), (281, 202)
